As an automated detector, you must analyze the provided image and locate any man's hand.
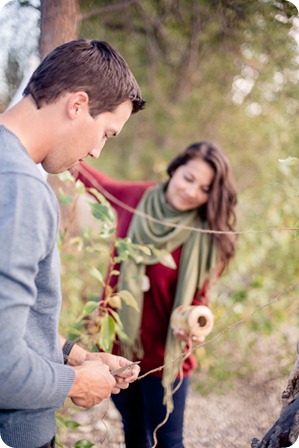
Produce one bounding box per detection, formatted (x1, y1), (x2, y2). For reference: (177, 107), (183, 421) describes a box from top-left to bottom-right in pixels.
(68, 359), (116, 408)
(86, 352), (141, 393)
(59, 335), (141, 397)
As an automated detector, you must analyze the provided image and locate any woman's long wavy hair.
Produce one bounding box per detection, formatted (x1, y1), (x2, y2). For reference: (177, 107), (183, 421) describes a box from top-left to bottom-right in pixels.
(167, 141), (237, 269)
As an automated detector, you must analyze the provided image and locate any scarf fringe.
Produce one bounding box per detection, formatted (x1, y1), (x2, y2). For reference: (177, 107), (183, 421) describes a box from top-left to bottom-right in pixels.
(162, 359), (183, 413)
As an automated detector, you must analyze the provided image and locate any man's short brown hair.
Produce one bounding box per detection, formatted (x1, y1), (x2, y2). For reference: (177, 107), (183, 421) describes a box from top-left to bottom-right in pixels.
(23, 39), (145, 116)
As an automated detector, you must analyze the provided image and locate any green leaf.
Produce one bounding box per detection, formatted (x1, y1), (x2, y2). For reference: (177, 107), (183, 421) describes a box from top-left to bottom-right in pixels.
(109, 308), (124, 327)
(89, 266), (104, 284)
(55, 416), (80, 429)
(89, 202), (114, 223)
(279, 156), (299, 166)
(118, 290), (140, 312)
(65, 327), (83, 337)
(83, 301), (98, 315)
(138, 245), (152, 256)
(74, 179), (86, 194)
(56, 415), (67, 428)
(115, 323), (131, 343)
(98, 227), (115, 239)
(74, 440), (95, 448)
(63, 419), (81, 429)
(295, 221), (299, 240)
(68, 236), (84, 251)
(151, 248), (177, 269)
(58, 171), (75, 183)
(115, 238), (131, 261)
(114, 255), (127, 263)
(63, 420), (80, 429)
(99, 314), (115, 352)
(107, 294), (122, 309)
(88, 188), (108, 204)
(129, 253), (143, 264)
(58, 187), (73, 205)
(116, 237), (131, 248)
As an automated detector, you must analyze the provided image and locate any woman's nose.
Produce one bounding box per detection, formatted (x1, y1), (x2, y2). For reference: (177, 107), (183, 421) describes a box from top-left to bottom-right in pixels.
(186, 185), (198, 197)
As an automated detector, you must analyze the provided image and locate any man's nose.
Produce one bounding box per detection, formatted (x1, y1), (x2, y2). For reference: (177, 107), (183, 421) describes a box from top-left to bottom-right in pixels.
(89, 144), (104, 159)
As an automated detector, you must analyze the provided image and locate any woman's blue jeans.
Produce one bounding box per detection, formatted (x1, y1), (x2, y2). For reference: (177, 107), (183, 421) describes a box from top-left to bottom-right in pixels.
(112, 374), (190, 448)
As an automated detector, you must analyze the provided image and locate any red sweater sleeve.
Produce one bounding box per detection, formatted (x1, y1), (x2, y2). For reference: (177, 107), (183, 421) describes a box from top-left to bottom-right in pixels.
(73, 162), (154, 238)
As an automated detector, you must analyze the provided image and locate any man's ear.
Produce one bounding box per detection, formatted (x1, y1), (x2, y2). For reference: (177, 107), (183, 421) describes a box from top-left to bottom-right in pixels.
(67, 92), (89, 119)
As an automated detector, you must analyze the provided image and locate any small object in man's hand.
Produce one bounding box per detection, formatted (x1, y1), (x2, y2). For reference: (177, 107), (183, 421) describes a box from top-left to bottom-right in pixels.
(110, 361), (141, 376)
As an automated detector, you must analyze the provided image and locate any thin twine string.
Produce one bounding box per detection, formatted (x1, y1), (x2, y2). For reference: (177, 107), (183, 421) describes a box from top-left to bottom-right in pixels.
(77, 164), (298, 236)
(152, 365), (185, 448)
(96, 398), (110, 447)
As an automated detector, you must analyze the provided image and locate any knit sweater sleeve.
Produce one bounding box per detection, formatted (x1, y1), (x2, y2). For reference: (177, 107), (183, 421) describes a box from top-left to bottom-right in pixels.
(74, 162), (154, 239)
(74, 161), (154, 210)
(0, 173), (75, 410)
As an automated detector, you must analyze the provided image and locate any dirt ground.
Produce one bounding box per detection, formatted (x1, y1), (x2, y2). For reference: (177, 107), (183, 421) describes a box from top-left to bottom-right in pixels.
(60, 339), (293, 448)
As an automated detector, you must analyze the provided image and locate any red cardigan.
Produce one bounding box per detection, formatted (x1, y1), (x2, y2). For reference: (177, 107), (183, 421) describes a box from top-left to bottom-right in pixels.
(76, 162), (209, 377)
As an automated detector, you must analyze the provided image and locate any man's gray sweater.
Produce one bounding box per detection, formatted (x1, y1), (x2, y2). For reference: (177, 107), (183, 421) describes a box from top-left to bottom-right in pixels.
(0, 126), (75, 448)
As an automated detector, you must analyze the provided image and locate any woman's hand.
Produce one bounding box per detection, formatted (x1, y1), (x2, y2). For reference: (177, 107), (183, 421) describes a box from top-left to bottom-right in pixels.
(173, 328), (205, 346)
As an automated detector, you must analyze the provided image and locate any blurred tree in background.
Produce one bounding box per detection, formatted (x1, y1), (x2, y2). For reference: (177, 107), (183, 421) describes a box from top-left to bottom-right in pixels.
(0, 0), (298, 389)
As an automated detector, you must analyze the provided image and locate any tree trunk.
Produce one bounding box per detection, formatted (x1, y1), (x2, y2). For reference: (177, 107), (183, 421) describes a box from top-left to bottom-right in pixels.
(39, 0), (83, 234)
(251, 344), (299, 447)
(39, 0), (80, 58)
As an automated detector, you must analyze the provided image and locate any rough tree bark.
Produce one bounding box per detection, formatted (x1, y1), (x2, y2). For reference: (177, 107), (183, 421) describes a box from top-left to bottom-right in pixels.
(251, 343), (299, 448)
(39, 0), (84, 234)
(39, 0), (80, 58)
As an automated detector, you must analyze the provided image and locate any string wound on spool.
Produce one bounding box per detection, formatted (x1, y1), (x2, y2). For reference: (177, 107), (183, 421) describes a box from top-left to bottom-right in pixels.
(170, 305), (214, 338)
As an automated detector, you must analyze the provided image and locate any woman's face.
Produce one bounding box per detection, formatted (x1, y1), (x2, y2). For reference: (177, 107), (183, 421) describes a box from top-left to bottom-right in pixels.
(165, 158), (215, 211)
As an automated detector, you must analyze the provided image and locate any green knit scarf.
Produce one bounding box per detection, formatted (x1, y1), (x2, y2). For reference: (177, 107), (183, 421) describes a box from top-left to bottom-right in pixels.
(117, 184), (215, 412)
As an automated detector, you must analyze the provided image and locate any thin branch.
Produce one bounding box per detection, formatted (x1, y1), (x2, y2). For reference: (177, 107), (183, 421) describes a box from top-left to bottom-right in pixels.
(171, 9), (202, 101)
(79, 0), (138, 22)
(221, 0), (245, 20)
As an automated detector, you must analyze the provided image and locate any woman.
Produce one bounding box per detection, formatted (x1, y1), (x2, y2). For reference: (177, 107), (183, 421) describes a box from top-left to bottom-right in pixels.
(75, 141), (237, 448)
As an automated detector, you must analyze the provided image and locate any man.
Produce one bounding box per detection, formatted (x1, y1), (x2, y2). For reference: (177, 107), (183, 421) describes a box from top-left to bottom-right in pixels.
(0, 39), (145, 448)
